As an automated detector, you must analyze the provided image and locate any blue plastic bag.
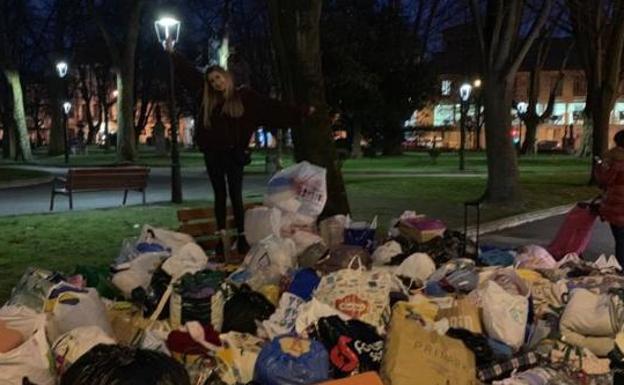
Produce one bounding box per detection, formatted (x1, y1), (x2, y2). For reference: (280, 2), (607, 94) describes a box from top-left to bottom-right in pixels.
(254, 336), (330, 385)
(344, 217), (377, 253)
(287, 269), (320, 301)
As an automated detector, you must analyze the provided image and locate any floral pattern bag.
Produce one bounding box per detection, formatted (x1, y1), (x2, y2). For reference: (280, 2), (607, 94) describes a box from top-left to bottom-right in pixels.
(313, 260), (400, 333)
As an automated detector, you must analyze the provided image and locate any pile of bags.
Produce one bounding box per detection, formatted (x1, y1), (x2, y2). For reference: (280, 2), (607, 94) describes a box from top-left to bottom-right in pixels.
(2, 161), (624, 385)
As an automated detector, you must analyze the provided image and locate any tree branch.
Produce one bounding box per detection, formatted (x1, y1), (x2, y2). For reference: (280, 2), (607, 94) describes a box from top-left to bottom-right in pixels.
(504, 0), (552, 80)
(87, 0), (121, 65)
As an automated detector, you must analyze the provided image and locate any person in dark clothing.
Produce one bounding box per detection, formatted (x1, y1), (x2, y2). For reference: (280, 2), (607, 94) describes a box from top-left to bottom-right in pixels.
(167, 41), (311, 255)
(596, 130), (624, 265)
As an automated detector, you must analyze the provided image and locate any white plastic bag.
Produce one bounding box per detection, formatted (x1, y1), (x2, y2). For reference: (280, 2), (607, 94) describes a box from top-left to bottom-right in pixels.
(139, 225), (195, 253)
(265, 161), (327, 218)
(112, 251), (169, 298)
(394, 252), (436, 283)
(0, 305), (54, 385)
(295, 298), (351, 335)
(319, 215), (347, 247)
(216, 332), (265, 385)
(229, 235), (296, 291)
(480, 280), (529, 350)
(244, 206), (282, 245)
(52, 326), (116, 374)
(371, 241), (402, 265)
(161, 242), (208, 280)
(258, 293), (306, 339)
(46, 287), (114, 343)
(291, 231), (324, 257)
(514, 245), (557, 270)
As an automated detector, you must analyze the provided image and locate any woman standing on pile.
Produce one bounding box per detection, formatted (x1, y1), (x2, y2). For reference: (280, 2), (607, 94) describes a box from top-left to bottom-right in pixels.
(596, 130), (624, 266)
(165, 40), (312, 256)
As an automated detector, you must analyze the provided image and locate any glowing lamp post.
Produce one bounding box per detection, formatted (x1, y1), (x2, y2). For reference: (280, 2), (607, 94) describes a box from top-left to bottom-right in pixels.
(459, 83), (472, 171)
(155, 15), (183, 203)
(56, 60), (70, 164)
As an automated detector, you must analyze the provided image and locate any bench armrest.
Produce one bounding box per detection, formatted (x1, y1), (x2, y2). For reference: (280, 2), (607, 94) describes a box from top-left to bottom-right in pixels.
(52, 176), (67, 188)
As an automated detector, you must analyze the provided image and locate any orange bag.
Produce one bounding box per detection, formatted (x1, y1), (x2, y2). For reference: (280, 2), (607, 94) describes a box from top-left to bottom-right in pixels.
(316, 372), (384, 385)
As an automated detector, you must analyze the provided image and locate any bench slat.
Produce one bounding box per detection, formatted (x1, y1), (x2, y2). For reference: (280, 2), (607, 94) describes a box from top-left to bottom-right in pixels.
(65, 167), (149, 191)
(177, 203), (257, 223)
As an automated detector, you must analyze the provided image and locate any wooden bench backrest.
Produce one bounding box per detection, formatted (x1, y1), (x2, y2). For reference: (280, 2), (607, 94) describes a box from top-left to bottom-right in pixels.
(67, 167), (150, 190)
(177, 203), (258, 249)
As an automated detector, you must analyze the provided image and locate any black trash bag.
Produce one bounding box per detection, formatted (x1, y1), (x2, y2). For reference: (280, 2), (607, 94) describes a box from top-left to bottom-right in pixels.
(221, 285), (275, 334)
(310, 315), (384, 378)
(132, 265), (172, 320)
(393, 230), (477, 266)
(60, 344), (190, 385)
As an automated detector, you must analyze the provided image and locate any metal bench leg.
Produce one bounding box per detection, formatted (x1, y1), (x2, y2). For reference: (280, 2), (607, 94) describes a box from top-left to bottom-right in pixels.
(123, 190), (128, 205)
(141, 189), (146, 205)
(69, 191), (73, 210)
(50, 190), (55, 211)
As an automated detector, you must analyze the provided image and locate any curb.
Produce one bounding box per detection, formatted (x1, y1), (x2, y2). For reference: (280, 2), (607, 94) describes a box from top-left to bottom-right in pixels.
(0, 176), (54, 190)
(463, 203), (575, 239)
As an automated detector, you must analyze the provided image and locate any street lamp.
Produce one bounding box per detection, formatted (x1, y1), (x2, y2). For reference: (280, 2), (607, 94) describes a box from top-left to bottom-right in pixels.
(56, 61), (68, 78)
(516, 102), (528, 149)
(459, 83), (472, 171)
(473, 78), (482, 88)
(155, 15), (182, 203)
(56, 60), (70, 163)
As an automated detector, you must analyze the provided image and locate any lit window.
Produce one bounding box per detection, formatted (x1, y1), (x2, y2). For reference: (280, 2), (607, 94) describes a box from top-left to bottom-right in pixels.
(441, 80), (452, 96)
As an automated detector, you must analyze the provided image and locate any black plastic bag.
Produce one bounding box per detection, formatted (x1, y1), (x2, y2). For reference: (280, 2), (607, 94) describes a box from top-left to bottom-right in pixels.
(221, 285), (275, 334)
(60, 344), (190, 385)
(310, 315), (384, 378)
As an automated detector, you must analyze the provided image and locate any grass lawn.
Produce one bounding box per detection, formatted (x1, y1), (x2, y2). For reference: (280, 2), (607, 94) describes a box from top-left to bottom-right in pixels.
(1, 145), (592, 176)
(0, 167), (51, 183)
(0, 166), (599, 301)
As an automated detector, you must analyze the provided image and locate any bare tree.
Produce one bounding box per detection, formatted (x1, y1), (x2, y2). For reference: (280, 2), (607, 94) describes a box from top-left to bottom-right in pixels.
(0, 0), (33, 161)
(268, 0), (350, 216)
(470, 0), (552, 203)
(566, 0), (624, 167)
(88, 0), (145, 162)
(517, 36), (572, 154)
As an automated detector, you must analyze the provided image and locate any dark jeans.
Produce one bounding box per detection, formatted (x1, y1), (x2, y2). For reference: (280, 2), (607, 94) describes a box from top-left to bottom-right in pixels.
(612, 224), (624, 266)
(203, 150), (245, 235)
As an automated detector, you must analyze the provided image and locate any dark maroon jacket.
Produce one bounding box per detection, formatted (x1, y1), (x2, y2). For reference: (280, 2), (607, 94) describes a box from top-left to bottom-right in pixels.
(172, 54), (303, 152)
(597, 147), (624, 227)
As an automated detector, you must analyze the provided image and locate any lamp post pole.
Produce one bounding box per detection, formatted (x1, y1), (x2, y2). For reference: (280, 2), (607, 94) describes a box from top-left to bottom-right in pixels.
(459, 83), (472, 171)
(168, 53), (182, 203)
(155, 16), (183, 203)
(56, 61), (70, 164)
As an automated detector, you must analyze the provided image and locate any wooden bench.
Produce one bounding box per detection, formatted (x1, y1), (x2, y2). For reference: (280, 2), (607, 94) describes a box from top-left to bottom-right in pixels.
(177, 203), (258, 263)
(50, 166), (150, 211)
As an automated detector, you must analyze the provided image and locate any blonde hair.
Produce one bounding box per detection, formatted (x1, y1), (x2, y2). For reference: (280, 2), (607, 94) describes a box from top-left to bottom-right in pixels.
(201, 65), (244, 128)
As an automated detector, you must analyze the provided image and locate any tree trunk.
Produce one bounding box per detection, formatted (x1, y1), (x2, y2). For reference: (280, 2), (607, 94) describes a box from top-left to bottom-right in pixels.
(1, 110), (15, 159)
(115, 68), (136, 162)
(268, 0), (350, 217)
(578, 116), (592, 157)
(483, 80), (521, 203)
(592, 107), (610, 157)
(351, 117), (363, 158)
(521, 115), (539, 155)
(4, 69), (31, 161)
(47, 84), (65, 155)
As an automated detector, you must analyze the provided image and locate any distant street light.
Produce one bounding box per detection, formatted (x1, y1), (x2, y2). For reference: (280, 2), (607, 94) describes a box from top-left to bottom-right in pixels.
(516, 102), (528, 149)
(56, 60), (70, 164)
(517, 102), (528, 115)
(56, 61), (68, 78)
(62, 102), (72, 115)
(459, 83), (473, 171)
(473, 79), (482, 88)
(155, 15), (182, 203)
